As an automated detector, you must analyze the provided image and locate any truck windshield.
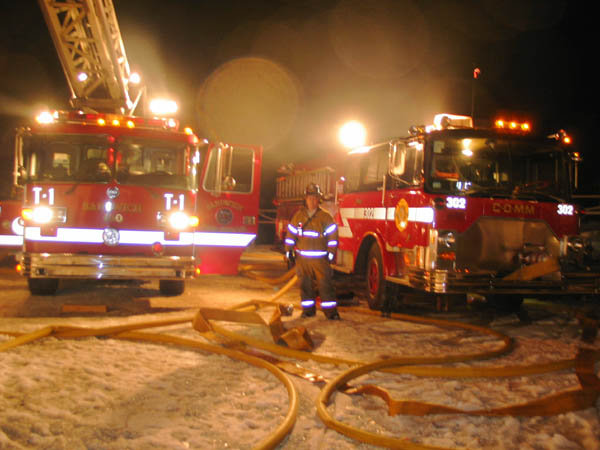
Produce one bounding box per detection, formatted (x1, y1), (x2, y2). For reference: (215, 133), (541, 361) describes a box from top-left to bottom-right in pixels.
(21, 134), (191, 189)
(22, 134), (112, 183)
(115, 137), (190, 190)
(426, 133), (570, 201)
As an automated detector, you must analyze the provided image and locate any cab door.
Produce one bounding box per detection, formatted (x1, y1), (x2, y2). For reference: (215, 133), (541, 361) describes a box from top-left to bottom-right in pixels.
(195, 143), (262, 274)
(385, 139), (426, 273)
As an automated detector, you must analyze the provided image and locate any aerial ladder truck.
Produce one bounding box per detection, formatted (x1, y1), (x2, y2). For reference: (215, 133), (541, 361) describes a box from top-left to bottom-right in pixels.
(10, 0), (261, 296)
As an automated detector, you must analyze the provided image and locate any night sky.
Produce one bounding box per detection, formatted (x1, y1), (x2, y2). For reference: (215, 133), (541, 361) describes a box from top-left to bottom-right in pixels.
(0, 0), (597, 204)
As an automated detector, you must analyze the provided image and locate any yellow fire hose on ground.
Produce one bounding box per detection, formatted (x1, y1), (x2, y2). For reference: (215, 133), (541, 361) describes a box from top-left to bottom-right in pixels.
(1, 262), (599, 450)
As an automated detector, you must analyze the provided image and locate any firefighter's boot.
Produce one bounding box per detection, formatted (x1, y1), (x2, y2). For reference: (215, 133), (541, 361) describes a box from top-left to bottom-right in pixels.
(301, 305), (316, 318)
(323, 306), (341, 320)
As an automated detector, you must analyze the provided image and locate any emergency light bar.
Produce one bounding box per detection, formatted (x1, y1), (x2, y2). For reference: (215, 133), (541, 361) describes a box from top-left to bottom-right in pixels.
(433, 114), (473, 130)
(494, 119), (531, 132)
(35, 110), (181, 131)
(149, 98), (178, 116)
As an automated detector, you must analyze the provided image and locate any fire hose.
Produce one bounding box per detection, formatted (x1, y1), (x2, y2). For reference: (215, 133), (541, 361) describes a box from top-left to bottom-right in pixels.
(1, 264), (599, 450)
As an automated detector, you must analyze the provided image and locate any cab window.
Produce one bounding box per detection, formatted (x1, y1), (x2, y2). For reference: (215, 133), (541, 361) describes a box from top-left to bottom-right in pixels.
(203, 145), (254, 193)
(344, 143), (388, 193)
(390, 140), (423, 186)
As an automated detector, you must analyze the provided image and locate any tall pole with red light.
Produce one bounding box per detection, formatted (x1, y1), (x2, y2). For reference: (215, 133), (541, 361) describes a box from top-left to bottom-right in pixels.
(471, 66), (481, 119)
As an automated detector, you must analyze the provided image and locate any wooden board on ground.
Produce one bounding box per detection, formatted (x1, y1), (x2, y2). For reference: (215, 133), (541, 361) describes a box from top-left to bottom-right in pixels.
(61, 304), (107, 313)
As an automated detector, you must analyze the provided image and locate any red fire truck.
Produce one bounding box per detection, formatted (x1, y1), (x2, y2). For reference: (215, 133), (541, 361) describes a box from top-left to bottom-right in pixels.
(0, 198), (23, 261)
(16, 110), (202, 296)
(13, 0), (261, 295)
(276, 113), (599, 311)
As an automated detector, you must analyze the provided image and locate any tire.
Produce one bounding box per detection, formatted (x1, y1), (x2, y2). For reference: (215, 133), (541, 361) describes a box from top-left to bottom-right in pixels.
(28, 278), (59, 296)
(365, 243), (386, 310)
(159, 279), (185, 296)
(486, 294), (530, 323)
(487, 294), (523, 313)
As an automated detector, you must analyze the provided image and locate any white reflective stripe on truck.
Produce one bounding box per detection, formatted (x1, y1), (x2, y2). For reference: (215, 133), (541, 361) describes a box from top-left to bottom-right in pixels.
(24, 227), (195, 246)
(0, 235), (23, 246)
(339, 206), (435, 238)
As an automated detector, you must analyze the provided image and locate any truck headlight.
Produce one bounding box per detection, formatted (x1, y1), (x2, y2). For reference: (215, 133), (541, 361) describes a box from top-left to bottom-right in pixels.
(168, 211), (199, 230)
(22, 206), (54, 224)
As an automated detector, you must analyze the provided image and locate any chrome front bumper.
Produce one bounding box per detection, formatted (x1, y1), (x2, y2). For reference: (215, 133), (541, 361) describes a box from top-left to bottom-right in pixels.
(21, 253), (195, 280)
(398, 268), (600, 295)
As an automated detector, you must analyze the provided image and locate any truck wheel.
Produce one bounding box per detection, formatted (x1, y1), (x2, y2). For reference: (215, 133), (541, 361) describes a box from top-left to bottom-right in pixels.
(28, 278), (59, 295)
(159, 280), (185, 296)
(487, 294), (523, 312)
(487, 294), (530, 323)
(366, 243), (386, 310)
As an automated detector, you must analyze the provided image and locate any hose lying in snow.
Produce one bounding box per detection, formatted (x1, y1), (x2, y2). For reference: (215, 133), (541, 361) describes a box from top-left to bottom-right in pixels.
(2, 262), (600, 450)
(238, 264), (296, 285)
(0, 317), (297, 450)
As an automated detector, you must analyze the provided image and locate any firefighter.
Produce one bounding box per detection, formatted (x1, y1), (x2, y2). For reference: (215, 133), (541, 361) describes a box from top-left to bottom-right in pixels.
(285, 182), (340, 320)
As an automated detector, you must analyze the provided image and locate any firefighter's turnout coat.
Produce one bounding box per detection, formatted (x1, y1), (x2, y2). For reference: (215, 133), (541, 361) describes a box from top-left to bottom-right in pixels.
(285, 206), (338, 310)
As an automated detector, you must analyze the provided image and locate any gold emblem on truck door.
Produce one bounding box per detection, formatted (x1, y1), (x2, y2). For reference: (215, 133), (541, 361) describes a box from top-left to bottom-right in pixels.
(395, 199), (409, 231)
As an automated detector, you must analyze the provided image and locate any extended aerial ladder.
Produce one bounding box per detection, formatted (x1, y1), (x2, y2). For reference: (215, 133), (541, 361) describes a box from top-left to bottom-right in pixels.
(37, 0), (143, 115)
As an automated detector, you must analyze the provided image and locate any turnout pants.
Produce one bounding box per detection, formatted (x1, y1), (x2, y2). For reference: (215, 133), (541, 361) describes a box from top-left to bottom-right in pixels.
(295, 255), (336, 309)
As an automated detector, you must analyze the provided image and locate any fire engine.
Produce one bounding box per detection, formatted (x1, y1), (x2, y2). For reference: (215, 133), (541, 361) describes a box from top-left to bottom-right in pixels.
(12, 0), (260, 296)
(0, 197), (23, 260)
(276, 113), (599, 311)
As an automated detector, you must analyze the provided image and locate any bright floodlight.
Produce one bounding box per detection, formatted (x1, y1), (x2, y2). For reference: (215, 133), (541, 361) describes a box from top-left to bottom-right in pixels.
(150, 98), (178, 116)
(339, 120), (366, 148)
(129, 72), (141, 84)
(35, 111), (55, 124)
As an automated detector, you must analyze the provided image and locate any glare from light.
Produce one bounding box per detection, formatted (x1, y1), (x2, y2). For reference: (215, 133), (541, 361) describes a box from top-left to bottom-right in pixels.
(433, 113), (473, 129)
(21, 208), (33, 221)
(169, 211), (190, 230)
(32, 206), (53, 224)
(339, 120), (366, 148)
(129, 72), (141, 84)
(35, 111), (55, 124)
(462, 139), (473, 156)
(150, 98), (178, 116)
(77, 72), (88, 82)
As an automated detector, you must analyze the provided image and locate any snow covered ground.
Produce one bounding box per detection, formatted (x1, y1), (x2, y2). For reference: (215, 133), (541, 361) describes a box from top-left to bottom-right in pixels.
(0, 247), (599, 449)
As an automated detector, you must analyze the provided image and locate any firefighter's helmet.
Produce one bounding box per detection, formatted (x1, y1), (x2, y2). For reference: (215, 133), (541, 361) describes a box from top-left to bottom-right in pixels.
(305, 182), (322, 197)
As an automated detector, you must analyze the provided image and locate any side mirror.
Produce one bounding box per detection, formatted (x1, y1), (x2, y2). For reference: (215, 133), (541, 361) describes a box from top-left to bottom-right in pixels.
(16, 166), (27, 186)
